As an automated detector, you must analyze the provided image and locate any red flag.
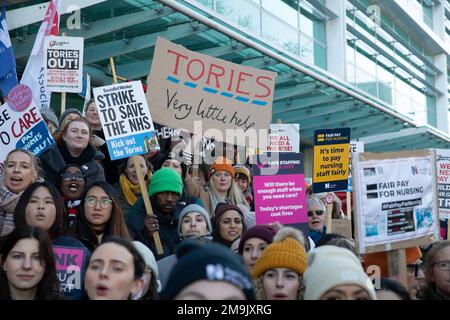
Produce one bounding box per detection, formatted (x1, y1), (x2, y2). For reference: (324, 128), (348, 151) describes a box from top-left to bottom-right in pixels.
(20, 0), (60, 110)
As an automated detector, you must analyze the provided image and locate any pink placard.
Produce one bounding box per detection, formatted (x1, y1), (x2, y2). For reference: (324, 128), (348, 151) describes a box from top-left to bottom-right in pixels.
(7, 84), (32, 112)
(253, 173), (307, 225)
(53, 247), (85, 270)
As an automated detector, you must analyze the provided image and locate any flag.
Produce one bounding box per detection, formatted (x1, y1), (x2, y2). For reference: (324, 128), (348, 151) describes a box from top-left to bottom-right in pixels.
(0, 1), (18, 96)
(79, 72), (91, 114)
(20, 0), (60, 110)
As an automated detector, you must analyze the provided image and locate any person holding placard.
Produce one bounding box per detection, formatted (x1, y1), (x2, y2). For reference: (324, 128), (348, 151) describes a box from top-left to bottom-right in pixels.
(83, 99), (121, 184)
(74, 181), (130, 252)
(127, 168), (184, 260)
(0, 226), (62, 300)
(84, 236), (145, 300)
(251, 227), (307, 300)
(184, 156), (249, 217)
(420, 241), (450, 300)
(39, 118), (105, 187)
(1, 149), (41, 236)
(115, 155), (152, 219)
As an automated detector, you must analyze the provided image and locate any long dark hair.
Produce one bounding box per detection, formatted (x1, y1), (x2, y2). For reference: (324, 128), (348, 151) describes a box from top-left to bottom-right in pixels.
(76, 181), (130, 240)
(0, 226), (61, 300)
(14, 182), (68, 239)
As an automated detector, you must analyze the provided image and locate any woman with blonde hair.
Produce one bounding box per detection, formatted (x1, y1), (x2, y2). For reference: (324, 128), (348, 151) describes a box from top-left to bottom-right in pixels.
(185, 156), (249, 217)
(1, 149), (41, 236)
(252, 227), (308, 300)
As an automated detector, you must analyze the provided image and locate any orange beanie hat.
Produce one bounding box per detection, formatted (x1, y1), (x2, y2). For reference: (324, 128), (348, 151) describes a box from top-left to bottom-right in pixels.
(363, 246), (422, 277)
(209, 156), (234, 178)
(252, 227), (307, 279)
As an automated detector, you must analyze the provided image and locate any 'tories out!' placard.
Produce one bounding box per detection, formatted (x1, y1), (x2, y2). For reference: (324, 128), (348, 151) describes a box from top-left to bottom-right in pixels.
(313, 128), (350, 193)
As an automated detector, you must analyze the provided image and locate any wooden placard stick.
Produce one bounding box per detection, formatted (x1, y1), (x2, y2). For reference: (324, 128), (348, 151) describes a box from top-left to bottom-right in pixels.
(109, 57), (118, 84)
(387, 249), (407, 289)
(326, 203), (333, 233)
(132, 155), (164, 255)
(60, 32), (67, 115)
(447, 220), (450, 240)
(346, 192), (352, 221)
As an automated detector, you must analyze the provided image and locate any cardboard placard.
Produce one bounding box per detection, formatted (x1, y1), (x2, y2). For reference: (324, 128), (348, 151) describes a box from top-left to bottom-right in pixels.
(353, 149), (439, 254)
(93, 81), (159, 160)
(435, 149), (450, 239)
(348, 140), (364, 192)
(146, 37), (276, 149)
(252, 153), (307, 228)
(266, 123), (300, 153)
(313, 128), (350, 193)
(332, 219), (353, 239)
(44, 36), (84, 93)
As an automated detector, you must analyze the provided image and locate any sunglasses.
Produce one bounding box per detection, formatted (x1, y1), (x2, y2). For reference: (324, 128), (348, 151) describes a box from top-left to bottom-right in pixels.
(308, 210), (324, 217)
(61, 173), (84, 182)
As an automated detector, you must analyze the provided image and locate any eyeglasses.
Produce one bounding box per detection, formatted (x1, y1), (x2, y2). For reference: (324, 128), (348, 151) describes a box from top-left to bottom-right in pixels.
(61, 173), (84, 182)
(434, 260), (450, 271)
(407, 263), (422, 277)
(85, 196), (113, 208)
(308, 210), (324, 217)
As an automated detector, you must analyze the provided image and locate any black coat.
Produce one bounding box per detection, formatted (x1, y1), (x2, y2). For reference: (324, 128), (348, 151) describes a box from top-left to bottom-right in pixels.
(39, 143), (105, 187)
(127, 203), (181, 261)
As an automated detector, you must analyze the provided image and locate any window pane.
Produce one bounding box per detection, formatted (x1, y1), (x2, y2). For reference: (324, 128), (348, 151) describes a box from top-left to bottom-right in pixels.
(216, 0), (261, 34)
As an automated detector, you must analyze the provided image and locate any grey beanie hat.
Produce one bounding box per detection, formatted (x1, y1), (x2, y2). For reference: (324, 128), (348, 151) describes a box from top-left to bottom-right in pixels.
(40, 108), (59, 129)
(59, 108), (82, 128)
(178, 204), (212, 237)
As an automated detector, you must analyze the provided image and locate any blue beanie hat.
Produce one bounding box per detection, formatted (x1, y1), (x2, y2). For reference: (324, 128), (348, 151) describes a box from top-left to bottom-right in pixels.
(148, 167), (183, 197)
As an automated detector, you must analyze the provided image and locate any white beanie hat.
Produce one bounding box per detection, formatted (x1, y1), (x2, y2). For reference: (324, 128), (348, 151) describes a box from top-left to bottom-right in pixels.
(303, 246), (376, 300)
(132, 241), (161, 291)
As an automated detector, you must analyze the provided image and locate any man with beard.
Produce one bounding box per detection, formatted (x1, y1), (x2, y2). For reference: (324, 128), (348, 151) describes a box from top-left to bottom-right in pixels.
(127, 167), (185, 260)
(58, 164), (86, 232)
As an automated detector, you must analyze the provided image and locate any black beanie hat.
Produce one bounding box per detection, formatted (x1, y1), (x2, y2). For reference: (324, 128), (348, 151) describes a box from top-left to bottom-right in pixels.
(161, 239), (255, 300)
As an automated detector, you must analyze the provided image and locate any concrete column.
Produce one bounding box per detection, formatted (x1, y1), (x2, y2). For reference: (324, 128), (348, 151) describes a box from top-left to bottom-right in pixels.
(432, 1), (445, 40)
(325, 0), (347, 80)
(434, 53), (449, 133)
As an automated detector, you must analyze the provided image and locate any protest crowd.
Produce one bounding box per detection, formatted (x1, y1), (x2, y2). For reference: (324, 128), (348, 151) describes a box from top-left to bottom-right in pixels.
(0, 1), (449, 302)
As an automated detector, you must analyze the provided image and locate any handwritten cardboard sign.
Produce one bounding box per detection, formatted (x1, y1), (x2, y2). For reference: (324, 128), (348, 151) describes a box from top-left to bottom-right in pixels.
(146, 37), (277, 149)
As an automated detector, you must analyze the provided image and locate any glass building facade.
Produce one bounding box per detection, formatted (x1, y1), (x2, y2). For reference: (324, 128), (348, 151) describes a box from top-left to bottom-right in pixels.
(191, 0), (448, 131)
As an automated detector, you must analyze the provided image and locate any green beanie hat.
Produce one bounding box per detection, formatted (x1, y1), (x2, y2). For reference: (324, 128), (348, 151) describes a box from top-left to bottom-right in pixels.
(149, 167), (183, 197)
